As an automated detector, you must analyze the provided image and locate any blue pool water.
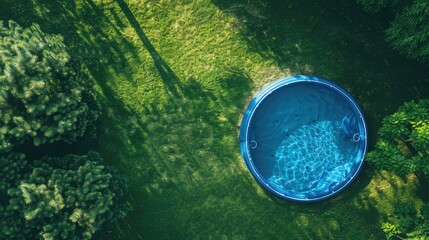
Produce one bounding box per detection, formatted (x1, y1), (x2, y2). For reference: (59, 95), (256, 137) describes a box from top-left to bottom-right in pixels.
(239, 75), (367, 202)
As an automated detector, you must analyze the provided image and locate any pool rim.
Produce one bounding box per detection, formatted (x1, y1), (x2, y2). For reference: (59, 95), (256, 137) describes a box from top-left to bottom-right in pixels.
(239, 75), (368, 202)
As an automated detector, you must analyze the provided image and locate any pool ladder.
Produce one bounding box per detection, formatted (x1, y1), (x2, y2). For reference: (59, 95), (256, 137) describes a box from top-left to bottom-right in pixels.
(248, 128), (258, 149)
(342, 112), (361, 142)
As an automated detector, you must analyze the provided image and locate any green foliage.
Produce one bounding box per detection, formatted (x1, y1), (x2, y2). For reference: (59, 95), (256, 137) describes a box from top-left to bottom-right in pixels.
(367, 99), (429, 177)
(0, 152), (27, 193)
(381, 222), (402, 239)
(382, 204), (429, 239)
(0, 151), (128, 240)
(369, 99), (429, 239)
(0, 20), (99, 152)
(358, 0), (429, 62)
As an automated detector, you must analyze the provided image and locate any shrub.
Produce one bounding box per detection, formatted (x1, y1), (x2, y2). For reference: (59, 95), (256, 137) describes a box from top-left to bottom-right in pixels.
(0, 151), (128, 240)
(382, 204), (429, 239)
(0, 20), (99, 152)
(0, 152), (27, 194)
(366, 99), (429, 177)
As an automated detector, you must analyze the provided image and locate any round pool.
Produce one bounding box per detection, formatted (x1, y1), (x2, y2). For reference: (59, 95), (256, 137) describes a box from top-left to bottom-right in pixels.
(239, 75), (367, 202)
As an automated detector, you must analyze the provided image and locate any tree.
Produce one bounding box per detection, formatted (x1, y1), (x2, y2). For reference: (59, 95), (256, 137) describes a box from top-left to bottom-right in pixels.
(358, 0), (429, 63)
(0, 20), (99, 152)
(0, 151), (128, 240)
(367, 99), (429, 177)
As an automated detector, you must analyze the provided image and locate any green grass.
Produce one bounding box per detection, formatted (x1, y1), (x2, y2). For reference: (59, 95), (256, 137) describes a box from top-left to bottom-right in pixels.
(2, 0), (429, 239)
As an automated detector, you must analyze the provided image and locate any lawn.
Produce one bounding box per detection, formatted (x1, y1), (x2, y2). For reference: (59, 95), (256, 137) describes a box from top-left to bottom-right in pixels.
(2, 0), (429, 239)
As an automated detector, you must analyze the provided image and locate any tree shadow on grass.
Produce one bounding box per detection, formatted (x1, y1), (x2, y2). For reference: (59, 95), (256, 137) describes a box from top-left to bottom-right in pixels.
(93, 68), (254, 239)
(1, 0), (141, 91)
(59, 3), (256, 238)
(115, 0), (182, 98)
(29, 0), (140, 78)
(212, 0), (429, 136)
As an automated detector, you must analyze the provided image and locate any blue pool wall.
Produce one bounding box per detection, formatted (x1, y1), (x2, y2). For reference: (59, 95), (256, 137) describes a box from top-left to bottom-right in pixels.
(239, 75), (368, 202)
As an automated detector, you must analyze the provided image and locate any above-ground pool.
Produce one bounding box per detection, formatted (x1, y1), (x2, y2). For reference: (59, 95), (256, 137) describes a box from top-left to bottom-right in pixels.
(239, 75), (367, 202)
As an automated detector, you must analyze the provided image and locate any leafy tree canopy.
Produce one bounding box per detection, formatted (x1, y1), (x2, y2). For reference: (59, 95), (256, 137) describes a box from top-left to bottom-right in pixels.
(367, 99), (429, 176)
(358, 0), (429, 62)
(0, 151), (128, 240)
(0, 20), (99, 152)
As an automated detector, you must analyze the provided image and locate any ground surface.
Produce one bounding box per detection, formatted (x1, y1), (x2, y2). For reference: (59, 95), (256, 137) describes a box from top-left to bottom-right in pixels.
(2, 0), (429, 239)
